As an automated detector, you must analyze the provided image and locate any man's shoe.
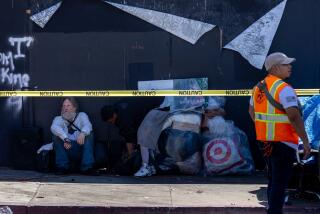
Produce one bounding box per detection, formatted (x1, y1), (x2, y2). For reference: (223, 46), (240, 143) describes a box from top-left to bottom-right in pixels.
(81, 168), (100, 176)
(134, 163), (156, 177)
(55, 168), (69, 175)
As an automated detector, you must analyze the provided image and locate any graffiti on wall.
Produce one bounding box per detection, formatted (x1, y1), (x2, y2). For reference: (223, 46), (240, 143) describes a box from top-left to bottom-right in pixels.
(1, 37), (33, 88)
(0, 37), (34, 114)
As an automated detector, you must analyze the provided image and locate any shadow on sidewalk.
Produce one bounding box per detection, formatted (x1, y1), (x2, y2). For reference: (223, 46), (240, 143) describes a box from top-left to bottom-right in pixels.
(0, 167), (268, 185)
(249, 187), (268, 207)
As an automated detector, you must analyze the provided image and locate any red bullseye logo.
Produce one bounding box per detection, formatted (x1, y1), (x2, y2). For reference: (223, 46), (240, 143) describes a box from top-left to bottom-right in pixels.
(206, 139), (232, 164)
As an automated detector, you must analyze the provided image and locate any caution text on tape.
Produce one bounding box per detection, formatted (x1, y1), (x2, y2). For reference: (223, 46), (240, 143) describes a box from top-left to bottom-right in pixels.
(0, 89), (319, 97)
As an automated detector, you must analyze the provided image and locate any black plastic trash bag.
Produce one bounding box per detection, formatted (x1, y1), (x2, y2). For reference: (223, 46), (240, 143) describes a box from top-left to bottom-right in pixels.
(36, 150), (55, 173)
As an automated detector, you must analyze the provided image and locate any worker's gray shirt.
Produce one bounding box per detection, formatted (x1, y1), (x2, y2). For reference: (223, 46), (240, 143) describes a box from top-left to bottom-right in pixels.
(51, 112), (92, 141)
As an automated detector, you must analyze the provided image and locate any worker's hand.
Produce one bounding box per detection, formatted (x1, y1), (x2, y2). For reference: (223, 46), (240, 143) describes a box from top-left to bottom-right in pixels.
(302, 140), (311, 160)
(77, 133), (85, 145)
(64, 138), (72, 150)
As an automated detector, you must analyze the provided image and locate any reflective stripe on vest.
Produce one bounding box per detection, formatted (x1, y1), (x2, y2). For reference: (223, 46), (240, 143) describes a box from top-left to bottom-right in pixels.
(255, 112), (290, 123)
(265, 79), (286, 141)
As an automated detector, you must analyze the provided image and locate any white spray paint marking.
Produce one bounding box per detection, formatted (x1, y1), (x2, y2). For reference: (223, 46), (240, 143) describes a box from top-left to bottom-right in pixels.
(5, 96), (23, 116)
(0, 37), (33, 88)
(1, 67), (30, 88)
(1, 36), (33, 114)
(0, 51), (14, 70)
(8, 37), (34, 59)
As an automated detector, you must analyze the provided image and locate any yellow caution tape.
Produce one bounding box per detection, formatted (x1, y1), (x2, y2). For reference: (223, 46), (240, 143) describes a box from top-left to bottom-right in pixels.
(0, 89), (319, 97)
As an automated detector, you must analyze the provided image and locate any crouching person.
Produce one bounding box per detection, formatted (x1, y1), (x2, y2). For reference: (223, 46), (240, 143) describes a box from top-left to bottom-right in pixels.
(51, 97), (98, 175)
(100, 104), (139, 174)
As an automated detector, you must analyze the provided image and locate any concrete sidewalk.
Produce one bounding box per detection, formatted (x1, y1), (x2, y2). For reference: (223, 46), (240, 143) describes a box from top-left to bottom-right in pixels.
(0, 168), (319, 214)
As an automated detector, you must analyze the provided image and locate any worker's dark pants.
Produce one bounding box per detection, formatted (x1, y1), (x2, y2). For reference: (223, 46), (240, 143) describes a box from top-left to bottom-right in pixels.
(266, 142), (296, 214)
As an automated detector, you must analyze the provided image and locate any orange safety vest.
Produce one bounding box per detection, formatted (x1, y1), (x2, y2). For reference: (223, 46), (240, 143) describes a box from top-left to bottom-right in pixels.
(252, 75), (299, 144)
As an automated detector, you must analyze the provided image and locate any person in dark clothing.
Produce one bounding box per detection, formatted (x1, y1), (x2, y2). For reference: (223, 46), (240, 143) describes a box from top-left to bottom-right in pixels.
(100, 98), (162, 170)
(101, 103), (137, 159)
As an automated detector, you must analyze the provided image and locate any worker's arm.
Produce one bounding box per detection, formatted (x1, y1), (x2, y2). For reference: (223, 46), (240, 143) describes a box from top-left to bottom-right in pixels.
(248, 104), (255, 122)
(285, 107), (311, 159)
(248, 91), (255, 122)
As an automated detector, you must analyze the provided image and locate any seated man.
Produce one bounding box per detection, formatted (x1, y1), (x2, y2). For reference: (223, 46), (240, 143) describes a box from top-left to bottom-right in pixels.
(51, 97), (96, 175)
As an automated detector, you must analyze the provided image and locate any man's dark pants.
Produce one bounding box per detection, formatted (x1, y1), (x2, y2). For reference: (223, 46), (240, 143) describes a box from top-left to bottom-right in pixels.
(265, 142), (296, 214)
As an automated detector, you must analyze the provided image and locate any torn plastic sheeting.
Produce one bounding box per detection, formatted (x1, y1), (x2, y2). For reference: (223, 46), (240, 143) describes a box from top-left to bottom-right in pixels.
(105, 1), (215, 44)
(206, 96), (226, 110)
(106, 0), (283, 45)
(299, 96), (320, 150)
(166, 78), (208, 110)
(139, 78), (208, 111)
(30, 1), (62, 28)
(29, 0), (284, 47)
(30, 0), (61, 14)
(224, 0), (288, 69)
(28, 0), (287, 70)
(207, 116), (234, 139)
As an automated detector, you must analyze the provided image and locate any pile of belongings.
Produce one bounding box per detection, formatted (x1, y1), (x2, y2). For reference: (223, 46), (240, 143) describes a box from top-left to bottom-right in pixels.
(150, 96), (255, 175)
(138, 78), (255, 175)
(140, 97), (254, 175)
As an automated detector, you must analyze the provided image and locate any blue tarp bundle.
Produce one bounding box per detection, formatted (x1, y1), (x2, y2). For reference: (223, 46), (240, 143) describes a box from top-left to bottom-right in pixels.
(300, 95), (320, 150)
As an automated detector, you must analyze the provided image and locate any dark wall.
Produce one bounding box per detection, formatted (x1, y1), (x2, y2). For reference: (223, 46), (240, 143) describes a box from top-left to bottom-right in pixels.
(0, 0), (319, 167)
(29, 31), (170, 142)
(0, 0), (29, 165)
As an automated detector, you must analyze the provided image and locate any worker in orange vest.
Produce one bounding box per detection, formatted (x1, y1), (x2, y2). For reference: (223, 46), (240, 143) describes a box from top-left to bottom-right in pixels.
(249, 52), (311, 214)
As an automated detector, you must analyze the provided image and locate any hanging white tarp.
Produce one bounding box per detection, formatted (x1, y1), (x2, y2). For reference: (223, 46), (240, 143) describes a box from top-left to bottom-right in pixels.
(105, 1), (216, 44)
(30, 1), (62, 28)
(224, 0), (287, 69)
